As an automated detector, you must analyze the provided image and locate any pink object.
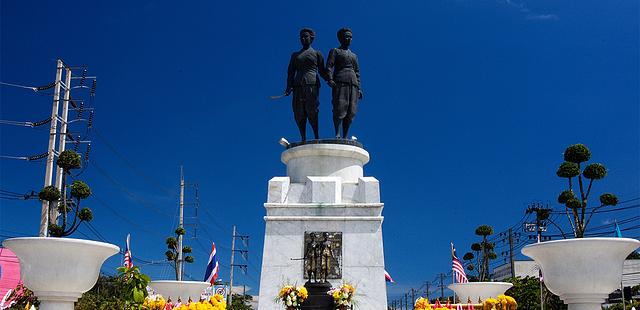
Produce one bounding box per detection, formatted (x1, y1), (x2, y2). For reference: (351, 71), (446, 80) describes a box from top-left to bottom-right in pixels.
(0, 248), (20, 297)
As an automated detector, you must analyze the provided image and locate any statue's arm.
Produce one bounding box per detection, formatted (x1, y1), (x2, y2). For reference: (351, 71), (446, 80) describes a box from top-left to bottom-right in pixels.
(354, 54), (361, 87)
(317, 51), (330, 82)
(286, 53), (296, 94)
(326, 48), (336, 87)
(354, 54), (363, 98)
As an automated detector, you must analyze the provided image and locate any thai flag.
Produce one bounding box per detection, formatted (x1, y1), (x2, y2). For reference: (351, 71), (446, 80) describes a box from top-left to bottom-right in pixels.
(384, 269), (394, 283)
(123, 234), (133, 268)
(204, 242), (219, 285)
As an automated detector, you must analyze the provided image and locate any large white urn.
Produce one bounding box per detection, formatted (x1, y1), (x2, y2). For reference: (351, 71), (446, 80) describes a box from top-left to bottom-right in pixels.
(522, 237), (640, 310)
(149, 280), (210, 301)
(2, 237), (119, 310)
(448, 282), (513, 302)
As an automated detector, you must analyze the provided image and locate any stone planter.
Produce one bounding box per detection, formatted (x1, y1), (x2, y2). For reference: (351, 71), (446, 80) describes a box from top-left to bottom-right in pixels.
(447, 282), (513, 302)
(149, 280), (209, 302)
(2, 237), (119, 310)
(522, 237), (640, 310)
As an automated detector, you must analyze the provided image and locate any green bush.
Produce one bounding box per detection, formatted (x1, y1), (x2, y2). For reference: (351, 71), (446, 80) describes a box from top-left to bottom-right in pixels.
(566, 198), (582, 209)
(57, 150), (81, 170)
(563, 144), (591, 163)
(556, 162), (580, 178)
(583, 163), (607, 180)
(79, 208), (93, 221)
(70, 181), (91, 199)
(557, 190), (576, 204)
(599, 193), (618, 206)
(39, 185), (60, 202)
(175, 227), (186, 235)
(475, 225), (494, 236)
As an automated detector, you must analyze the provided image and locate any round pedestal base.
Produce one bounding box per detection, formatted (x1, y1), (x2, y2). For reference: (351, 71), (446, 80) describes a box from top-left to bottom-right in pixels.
(302, 281), (333, 310)
(2, 237), (119, 310)
(522, 238), (640, 310)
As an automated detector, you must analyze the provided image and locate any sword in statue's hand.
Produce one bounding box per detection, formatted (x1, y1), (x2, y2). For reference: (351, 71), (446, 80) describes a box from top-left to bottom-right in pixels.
(270, 89), (291, 100)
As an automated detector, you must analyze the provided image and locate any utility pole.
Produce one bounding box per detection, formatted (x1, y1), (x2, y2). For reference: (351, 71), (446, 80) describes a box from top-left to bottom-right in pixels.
(508, 228), (515, 279)
(424, 281), (430, 300)
(410, 288), (415, 307)
(439, 273), (445, 300)
(228, 225), (237, 306)
(228, 225), (249, 306)
(177, 166), (185, 281)
(404, 293), (409, 310)
(39, 59), (64, 237)
(51, 64), (72, 225)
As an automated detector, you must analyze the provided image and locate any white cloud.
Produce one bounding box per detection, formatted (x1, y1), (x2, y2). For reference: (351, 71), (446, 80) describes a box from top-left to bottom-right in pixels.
(501, 0), (559, 21)
(526, 14), (560, 21)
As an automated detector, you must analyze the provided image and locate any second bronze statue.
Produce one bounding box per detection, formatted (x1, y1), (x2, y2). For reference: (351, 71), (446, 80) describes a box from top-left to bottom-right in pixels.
(285, 27), (362, 141)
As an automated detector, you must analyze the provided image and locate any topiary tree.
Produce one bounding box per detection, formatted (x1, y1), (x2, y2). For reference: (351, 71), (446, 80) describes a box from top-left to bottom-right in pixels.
(556, 144), (618, 238)
(38, 150), (93, 237)
(165, 226), (194, 280)
(465, 225), (497, 281)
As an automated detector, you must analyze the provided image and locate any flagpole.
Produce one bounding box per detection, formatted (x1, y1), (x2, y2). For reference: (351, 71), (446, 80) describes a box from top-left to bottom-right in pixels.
(451, 242), (456, 303)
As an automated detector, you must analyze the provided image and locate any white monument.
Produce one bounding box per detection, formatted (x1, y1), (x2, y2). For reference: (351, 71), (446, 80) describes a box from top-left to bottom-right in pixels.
(258, 142), (388, 309)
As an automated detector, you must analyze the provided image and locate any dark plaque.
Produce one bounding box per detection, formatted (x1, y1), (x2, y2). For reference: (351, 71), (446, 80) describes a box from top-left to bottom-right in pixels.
(303, 231), (342, 280)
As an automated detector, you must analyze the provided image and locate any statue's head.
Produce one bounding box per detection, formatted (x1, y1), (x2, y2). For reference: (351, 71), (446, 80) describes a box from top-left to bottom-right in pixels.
(299, 28), (315, 46)
(337, 27), (352, 47)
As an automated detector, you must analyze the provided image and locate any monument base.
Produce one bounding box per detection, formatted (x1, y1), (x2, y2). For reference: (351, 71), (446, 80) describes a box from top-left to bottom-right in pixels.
(301, 281), (333, 310)
(258, 143), (387, 310)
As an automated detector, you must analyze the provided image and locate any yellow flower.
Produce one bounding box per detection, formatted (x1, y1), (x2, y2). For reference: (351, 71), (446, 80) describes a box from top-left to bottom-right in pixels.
(483, 298), (498, 310)
(297, 286), (309, 300)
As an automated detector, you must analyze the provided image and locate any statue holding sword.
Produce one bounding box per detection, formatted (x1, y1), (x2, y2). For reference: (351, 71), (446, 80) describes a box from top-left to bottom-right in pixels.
(277, 28), (328, 141)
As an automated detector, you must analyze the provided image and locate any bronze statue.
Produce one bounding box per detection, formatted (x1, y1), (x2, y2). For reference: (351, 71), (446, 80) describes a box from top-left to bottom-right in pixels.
(304, 233), (319, 281)
(285, 28), (326, 141)
(326, 28), (362, 139)
(319, 232), (334, 282)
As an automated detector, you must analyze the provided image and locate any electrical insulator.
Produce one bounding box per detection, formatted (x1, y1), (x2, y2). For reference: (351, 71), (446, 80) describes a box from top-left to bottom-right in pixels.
(90, 80), (97, 97)
(80, 69), (87, 86)
(84, 144), (91, 162)
(87, 111), (94, 128)
(77, 101), (84, 119)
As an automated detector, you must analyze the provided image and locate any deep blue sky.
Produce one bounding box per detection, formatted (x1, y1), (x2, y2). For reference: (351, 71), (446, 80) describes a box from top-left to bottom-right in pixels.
(1, 0), (638, 301)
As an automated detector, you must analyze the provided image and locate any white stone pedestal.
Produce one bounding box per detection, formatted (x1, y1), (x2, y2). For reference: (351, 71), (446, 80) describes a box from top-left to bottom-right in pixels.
(258, 143), (387, 310)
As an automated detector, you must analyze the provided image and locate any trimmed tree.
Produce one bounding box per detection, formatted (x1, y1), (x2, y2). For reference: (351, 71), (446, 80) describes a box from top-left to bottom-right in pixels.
(556, 144), (618, 238)
(38, 150), (93, 237)
(165, 226), (194, 280)
(464, 225), (497, 281)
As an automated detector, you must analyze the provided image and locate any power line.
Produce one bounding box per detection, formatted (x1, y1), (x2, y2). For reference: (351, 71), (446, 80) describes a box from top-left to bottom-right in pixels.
(89, 160), (173, 218)
(92, 128), (174, 195)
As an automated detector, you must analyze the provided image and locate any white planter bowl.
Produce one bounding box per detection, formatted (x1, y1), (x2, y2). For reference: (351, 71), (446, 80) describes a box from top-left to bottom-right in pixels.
(2, 237), (119, 310)
(149, 280), (210, 301)
(448, 282), (513, 302)
(522, 237), (640, 310)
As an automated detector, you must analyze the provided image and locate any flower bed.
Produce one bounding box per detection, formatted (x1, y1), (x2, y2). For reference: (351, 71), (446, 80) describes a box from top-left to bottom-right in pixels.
(277, 285), (308, 309)
(328, 283), (356, 309)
